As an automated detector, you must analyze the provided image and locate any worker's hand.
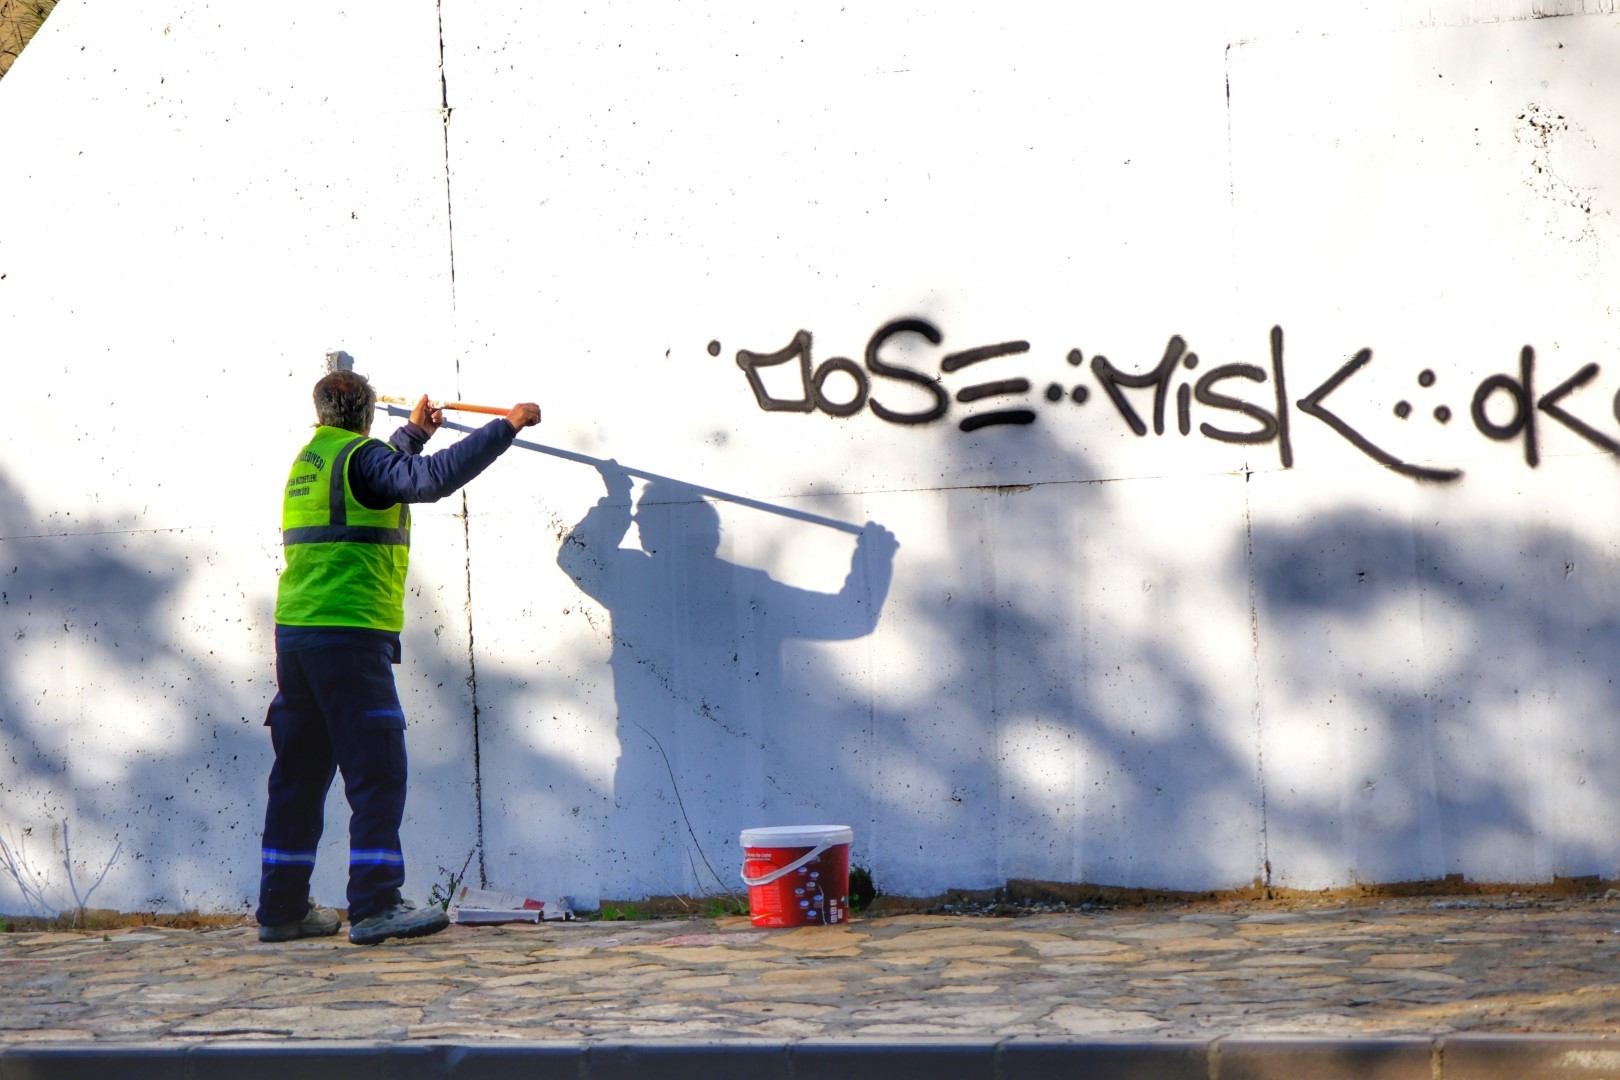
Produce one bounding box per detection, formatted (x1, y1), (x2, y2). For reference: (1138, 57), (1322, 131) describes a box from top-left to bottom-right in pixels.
(506, 402), (542, 430)
(410, 394), (444, 437)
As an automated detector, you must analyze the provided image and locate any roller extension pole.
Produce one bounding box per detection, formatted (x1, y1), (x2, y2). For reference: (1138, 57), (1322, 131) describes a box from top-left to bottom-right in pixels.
(376, 395), (510, 417)
(376, 402), (863, 535)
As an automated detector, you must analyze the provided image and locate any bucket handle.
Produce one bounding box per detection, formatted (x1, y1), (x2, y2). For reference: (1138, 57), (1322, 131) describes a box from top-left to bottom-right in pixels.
(741, 840), (835, 888)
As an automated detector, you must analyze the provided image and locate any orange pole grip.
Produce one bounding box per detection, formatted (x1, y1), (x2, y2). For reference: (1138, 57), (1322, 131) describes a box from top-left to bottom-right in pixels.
(438, 402), (509, 416)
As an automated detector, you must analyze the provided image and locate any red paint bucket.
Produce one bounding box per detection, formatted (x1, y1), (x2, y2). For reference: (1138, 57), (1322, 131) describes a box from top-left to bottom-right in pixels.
(739, 825), (853, 928)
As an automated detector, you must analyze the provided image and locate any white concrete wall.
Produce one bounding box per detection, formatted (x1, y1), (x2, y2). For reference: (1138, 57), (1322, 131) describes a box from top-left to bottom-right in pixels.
(1, 0), (1616, 914)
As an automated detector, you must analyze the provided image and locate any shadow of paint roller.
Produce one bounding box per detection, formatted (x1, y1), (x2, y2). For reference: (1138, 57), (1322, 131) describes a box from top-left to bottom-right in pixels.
(378, 402), (863, 535)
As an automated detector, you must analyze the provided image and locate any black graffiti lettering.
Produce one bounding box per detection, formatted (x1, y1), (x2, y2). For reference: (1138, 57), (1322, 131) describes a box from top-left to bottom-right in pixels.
(941, 341), (1031, 373)
(1090, 336), (1186, 437)
(736, 330), (816, 413)
(736, 331), (875, 420)
(956, 378), (1031, 403)
(811, 356), (869, 418)
(866, 319), (949, 425)
(1476, 348), (1620, 462)
(944, 341), (1035, 431)
(1269, 326), (1295, 469)
(725, 319), (1601, 482)
(1536, 358), (1620, 456)
(959, 409), (1037, 431)
(1470, 346), (1538, 467)
(1299, 348), (1463, 483)
(1471, 375), (1527, 440)
(1089, 356), (1143, 435)
(1194, 364), (1279, 445)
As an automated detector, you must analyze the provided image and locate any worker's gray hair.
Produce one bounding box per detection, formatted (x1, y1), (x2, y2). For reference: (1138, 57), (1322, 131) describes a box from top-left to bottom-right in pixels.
(313, 370), (375, 433)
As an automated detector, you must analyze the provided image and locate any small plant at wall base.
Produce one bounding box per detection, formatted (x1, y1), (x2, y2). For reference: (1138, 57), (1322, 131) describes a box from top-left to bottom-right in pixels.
(428, 849), (476, 913)
(703, 895), (748, 919)
(0, 0), (59, 79)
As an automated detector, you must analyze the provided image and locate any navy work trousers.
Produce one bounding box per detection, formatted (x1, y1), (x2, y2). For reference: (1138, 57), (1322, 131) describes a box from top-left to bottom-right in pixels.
(257, 646), (408, 926)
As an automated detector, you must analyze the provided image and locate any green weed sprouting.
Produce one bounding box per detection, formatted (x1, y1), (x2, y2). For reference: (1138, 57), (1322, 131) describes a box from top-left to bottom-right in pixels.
(428, 850), (476, 912)
(703, 896), (749, 918)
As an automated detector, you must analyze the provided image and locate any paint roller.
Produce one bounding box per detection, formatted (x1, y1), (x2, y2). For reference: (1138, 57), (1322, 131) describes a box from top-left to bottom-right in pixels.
(324, 352), (515, 418)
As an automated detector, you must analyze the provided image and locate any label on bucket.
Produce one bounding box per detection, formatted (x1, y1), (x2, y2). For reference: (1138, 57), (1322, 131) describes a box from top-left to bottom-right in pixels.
(740, 825), (853, 929)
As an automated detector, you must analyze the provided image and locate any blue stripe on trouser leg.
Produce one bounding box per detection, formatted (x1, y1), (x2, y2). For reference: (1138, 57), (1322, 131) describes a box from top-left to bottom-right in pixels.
(262, 848), (319, 865)
(258, 645), (409, 926)
(351, 850), (405, 865)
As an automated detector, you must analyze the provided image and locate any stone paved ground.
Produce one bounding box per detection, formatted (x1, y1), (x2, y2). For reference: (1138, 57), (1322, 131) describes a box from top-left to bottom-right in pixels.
(3, 895), (1619, 1044)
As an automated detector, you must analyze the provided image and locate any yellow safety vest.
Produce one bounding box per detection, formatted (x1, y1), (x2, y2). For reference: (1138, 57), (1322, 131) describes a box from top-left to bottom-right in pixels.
(274, 426), (411, 632)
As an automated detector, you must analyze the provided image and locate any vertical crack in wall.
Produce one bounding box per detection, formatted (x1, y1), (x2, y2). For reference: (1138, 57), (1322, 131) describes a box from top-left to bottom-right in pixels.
(437, 0), (458, 314)
(461, 490), (488, 889)
(437, 0), (487, 888)
(1227, 45), (1273, 895)
(983, 497), (1003, 881)
(1223, 42), (1237, 211)
(1242, 467), (1273, 896)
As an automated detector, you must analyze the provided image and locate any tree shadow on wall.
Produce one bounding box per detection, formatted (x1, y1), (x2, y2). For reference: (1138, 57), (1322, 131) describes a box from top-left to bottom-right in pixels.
(0, 469), (265, 914)
(556, 460), (898, 896)
(1247, 508), (1620, 885)
(839, 450), (1274, 895)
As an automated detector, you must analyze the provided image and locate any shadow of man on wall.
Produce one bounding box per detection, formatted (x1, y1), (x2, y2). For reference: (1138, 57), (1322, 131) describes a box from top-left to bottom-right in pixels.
(557, 461), (897, 898)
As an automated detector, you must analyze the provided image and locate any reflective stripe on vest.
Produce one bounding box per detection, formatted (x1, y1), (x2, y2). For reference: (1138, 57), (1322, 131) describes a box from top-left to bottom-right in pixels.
(274, 427), (411, 632)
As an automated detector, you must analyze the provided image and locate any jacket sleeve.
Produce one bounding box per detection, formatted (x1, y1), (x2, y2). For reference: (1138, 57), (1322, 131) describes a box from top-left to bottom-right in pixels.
(349, 419), (519, 507)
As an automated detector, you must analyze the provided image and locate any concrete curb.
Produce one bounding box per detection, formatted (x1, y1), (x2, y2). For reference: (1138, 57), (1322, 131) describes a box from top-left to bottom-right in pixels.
(4, 1036), (1619, 1079)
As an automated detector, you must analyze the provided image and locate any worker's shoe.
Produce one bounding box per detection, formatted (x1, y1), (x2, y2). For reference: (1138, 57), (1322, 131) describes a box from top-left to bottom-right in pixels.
(258, 901), (343, 943)
(348, 899), (449, 946)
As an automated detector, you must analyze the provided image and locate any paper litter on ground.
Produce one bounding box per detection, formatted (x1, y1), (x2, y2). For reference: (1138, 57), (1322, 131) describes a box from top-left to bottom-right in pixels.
(449, 886), (574, 924)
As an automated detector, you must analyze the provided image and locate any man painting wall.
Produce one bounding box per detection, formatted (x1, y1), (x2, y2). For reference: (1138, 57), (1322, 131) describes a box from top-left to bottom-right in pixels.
(257, 369), (541, 945)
